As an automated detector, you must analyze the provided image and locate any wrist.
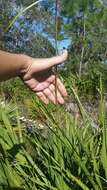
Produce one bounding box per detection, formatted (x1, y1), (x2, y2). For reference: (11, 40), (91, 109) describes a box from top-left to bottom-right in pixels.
(0, 51), (34, 81)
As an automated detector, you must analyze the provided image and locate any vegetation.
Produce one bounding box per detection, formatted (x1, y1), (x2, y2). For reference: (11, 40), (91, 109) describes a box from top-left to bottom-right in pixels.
(0, 0), (107, 189)
(0, 82), (107, 190)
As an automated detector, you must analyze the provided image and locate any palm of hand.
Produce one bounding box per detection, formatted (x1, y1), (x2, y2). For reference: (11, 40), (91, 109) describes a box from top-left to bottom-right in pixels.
(22, 50), (68, 104)
(24, 70), (67, 104)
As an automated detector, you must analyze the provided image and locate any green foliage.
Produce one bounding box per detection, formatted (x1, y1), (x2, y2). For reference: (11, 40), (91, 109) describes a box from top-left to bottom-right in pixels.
(63, 63), (107, 98)
(0, 84), (107, 189)
(0, 0), (55, 57)
(62, 0), (107, 80)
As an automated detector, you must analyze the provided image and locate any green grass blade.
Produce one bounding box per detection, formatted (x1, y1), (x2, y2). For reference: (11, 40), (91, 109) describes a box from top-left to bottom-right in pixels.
(6, 0), (43, 31)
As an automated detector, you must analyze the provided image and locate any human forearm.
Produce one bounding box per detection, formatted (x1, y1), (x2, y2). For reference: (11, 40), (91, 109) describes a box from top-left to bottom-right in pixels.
(0, 49), (68, 104)
(0, 50), (31, 81)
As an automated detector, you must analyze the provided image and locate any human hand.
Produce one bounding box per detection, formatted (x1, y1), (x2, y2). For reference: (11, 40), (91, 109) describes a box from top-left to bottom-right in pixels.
(21, 50), (68, 105)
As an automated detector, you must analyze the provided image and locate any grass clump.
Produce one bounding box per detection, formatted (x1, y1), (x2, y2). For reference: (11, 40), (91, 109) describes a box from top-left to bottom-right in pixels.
(0, 82), (107, 190)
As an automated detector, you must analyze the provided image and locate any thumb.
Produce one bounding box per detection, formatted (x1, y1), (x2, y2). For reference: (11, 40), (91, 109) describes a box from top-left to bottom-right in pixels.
(23, 50), (68, 79)
(33, 49), (68, 72)
(47, 49), (68, 68)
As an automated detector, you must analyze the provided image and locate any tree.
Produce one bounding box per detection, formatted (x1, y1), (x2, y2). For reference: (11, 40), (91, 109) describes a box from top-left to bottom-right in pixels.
(61, 0), (107, 77)
(0, 0), (55, 57)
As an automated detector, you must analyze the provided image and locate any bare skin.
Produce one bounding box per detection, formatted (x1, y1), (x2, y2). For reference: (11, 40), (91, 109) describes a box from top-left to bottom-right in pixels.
(0, 50), (68, 104)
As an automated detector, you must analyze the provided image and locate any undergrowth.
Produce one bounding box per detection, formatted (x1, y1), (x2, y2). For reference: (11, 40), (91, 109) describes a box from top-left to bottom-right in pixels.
(0, 79), (107, 190)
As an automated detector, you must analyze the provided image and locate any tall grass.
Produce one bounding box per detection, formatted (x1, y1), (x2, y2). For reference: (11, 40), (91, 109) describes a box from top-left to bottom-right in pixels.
(0, 83), (107, 190)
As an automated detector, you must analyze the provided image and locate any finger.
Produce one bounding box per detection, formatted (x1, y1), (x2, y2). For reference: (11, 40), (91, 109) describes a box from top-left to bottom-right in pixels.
(36, 92), (49, 104)
(24, 78), (38, 90)
(49, 84), (65, 105)
(48, 50), (68, 67)
(43, 88), (56, 104)
(33, 82), (49, 92)
(56, 78), (68, 97)
(46, 75), (55, 83)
